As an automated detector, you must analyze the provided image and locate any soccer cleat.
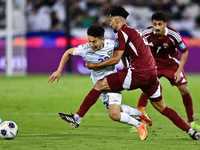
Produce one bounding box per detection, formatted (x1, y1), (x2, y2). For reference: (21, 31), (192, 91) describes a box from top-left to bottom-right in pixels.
(137, 122), (148, 140)
(129, 126), (137, 132)
(191, 123), (200, 132)
(138, 107), (152, 126)
(129, 117), (142, 132)
(138, 106), (147, 115)
(188, 130), (200, 140)
(58, 113), (80, 128)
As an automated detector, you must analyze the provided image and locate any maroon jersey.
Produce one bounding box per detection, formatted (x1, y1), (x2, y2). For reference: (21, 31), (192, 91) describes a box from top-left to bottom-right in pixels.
(114, 24), (156, 70)
(142, 26), (188, 67)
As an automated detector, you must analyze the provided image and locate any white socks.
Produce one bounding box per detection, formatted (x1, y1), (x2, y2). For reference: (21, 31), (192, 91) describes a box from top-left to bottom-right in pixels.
(120, 112), (141, 128)
(74, 114), (82, 123)
(121, 105), (141, 117)
(189, 121), (195, 126)
(74, 104), (141, 126)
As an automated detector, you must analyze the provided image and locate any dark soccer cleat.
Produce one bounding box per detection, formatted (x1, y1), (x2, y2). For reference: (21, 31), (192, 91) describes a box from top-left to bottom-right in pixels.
(188, 130), (200, 140)
(58, 113), (80, 128)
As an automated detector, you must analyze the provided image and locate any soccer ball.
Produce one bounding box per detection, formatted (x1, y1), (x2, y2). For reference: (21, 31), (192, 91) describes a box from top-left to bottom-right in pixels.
(0, 121), (18, 139)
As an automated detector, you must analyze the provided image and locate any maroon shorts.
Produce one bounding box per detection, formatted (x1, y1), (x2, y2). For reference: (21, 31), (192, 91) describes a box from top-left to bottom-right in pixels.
(157, 64), (188, 86)
(107, 68), (162, 102)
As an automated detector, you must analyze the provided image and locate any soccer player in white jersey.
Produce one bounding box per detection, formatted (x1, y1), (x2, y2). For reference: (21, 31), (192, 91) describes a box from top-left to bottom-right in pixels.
(48, 24), (152, 139)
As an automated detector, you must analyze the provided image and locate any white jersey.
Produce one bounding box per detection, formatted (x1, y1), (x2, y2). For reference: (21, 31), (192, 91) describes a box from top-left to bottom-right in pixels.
(73, 39), (117, 84)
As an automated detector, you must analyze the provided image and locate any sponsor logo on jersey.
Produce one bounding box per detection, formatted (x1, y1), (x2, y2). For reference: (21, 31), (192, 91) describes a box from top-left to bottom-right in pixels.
(107, 50), (112, 56)
(163, 43), (169, 49)
(86, 56), (94, 61)
(114, 40), (119, 48)
(179, 42), (186, 50)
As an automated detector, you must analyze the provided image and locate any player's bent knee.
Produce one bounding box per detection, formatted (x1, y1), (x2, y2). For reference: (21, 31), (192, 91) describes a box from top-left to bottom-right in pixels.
(181, 89), (189, 95)
(178, 85), (189, 95)
(109, 113), (120, 121)
(109, 104), (121, 121)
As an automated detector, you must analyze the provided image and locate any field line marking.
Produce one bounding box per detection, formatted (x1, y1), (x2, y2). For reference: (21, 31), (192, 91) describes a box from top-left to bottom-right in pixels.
(6, 112), (200, 116)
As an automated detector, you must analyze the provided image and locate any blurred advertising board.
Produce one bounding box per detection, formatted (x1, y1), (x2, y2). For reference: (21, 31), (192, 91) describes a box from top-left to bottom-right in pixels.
(0, 31), (199, 74)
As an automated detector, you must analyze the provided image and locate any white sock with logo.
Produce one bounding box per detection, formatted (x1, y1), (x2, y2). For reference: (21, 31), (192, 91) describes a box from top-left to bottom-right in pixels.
(121, 105), (141, 117)
(120, 112), (141, 127)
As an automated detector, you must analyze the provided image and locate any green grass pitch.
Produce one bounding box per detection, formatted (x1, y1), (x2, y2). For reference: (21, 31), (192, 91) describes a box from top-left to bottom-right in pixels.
(0, 73), (200, 150)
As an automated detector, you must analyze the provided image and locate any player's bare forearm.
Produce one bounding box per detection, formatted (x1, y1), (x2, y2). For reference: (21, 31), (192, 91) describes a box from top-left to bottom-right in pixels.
(86, 50), (124, 69)
(47, 47), (75, 83)
(174, 51), (188, 82)
(177, 51), (188, 73)
(57, 48), (74, 72)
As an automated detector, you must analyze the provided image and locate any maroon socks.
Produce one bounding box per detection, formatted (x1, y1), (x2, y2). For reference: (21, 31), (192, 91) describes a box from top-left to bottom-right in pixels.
(182, 93), (194, 123)
(161, 106), (190, 132)
(76, 88), (102, 117)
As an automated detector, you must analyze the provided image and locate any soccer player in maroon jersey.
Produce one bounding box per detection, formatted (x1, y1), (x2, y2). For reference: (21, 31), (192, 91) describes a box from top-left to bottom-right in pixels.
(49, 24), (151, 140)
(56, 6), (200, 140)
(136, 12), (200, 131)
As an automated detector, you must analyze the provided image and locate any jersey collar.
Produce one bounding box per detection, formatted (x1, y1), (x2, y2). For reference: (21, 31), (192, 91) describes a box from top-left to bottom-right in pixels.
(164, 27), (168, 36)
(121, 24), (128, 30)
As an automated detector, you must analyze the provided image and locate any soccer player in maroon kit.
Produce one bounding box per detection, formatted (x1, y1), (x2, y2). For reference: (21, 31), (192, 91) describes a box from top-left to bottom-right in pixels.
(137, 12), (200, 131)
(57, 6), (200, 140)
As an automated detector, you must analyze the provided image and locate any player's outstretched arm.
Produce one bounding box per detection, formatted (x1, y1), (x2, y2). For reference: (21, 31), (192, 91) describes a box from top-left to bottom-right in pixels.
(47, 47), (75, 83)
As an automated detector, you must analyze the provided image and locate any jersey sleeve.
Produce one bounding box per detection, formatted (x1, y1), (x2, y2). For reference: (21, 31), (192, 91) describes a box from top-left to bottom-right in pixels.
(141, 27), (153, 38)
(173, 32), (188, 52)
(73, 43), (89, 57)
(176, 40), (188, 52)
(141, 28), (147, 35)
(114, 31), (126, 51)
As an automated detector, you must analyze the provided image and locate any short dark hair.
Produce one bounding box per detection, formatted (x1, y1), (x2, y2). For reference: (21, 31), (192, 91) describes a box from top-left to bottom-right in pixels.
(109, 6), (129, 19)
(151, 12), (167, 22)
(87, 24), (105, 38)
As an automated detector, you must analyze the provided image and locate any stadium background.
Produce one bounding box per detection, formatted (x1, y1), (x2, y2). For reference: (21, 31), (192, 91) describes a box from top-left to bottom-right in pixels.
(0, 0), (200, 75)
(0, 1), (200, 149)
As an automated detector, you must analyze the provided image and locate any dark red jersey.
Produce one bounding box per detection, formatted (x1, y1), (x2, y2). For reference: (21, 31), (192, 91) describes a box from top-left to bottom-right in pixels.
(114, 24), (156, 70)
(142, 26), (188, 67)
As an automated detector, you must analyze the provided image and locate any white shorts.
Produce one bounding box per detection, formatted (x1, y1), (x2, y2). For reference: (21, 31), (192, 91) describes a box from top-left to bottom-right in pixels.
(100, 91), (122, 109)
